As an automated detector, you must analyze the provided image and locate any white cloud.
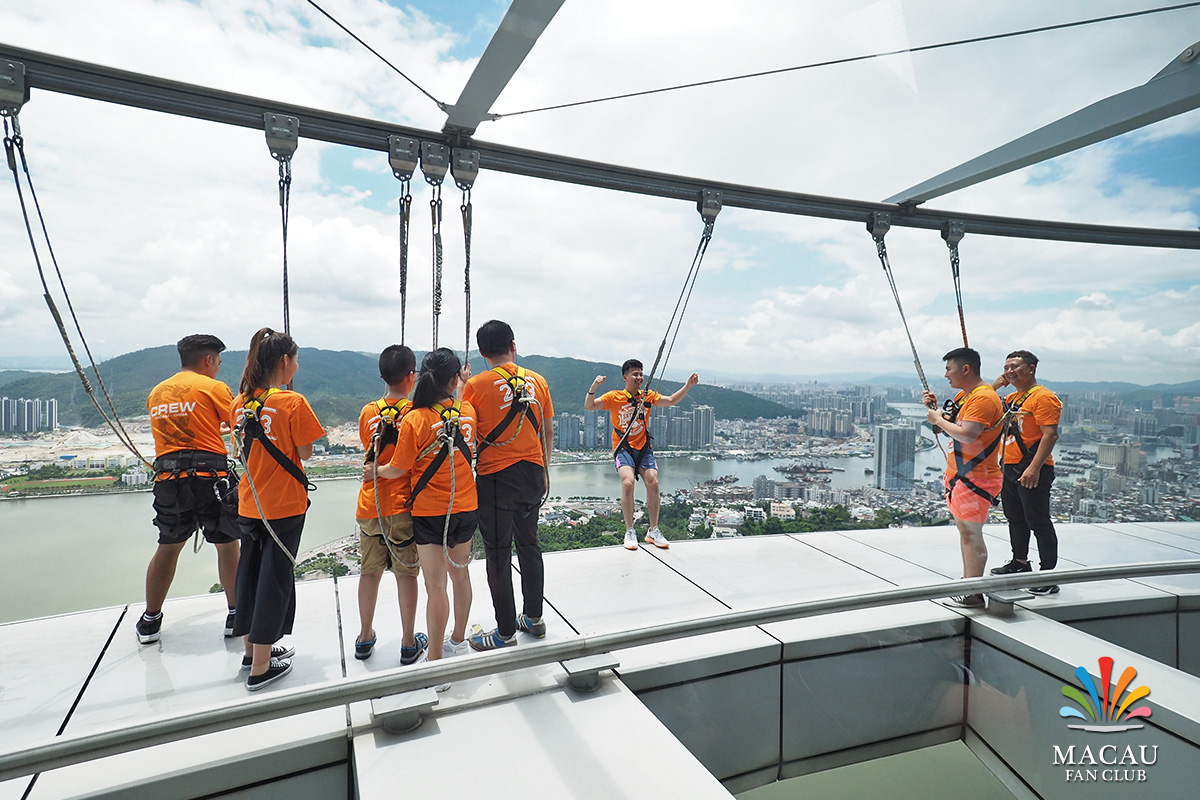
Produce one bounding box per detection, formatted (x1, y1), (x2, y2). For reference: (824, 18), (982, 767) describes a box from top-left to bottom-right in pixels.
(2, 0), (1199, 388)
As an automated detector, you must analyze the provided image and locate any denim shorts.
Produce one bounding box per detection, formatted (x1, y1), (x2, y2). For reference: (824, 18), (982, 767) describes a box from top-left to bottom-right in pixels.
(614, 447), (657, 473)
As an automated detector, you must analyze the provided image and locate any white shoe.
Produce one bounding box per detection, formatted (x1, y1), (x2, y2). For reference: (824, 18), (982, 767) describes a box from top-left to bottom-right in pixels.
(623, 529), (638, 550)
(442, 637), (469, 658)
(644, 527), (669, 549)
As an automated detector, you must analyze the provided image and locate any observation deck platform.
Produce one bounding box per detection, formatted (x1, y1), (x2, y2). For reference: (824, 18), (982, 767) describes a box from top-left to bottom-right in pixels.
(2, 521), (1200, 799)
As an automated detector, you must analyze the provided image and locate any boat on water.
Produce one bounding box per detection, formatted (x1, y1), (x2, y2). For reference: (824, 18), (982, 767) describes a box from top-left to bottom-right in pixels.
(864, 468), (874, 475)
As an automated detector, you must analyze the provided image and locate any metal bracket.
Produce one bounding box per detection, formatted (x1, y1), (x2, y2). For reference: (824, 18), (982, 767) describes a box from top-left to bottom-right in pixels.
(986, 590), (1032, 618)
(562, 653), (620, 693)
(867, 210), (891, 240)
(1179, 39), (1199, 64)
(0, 61), (28, 116)
(697, 189), (722, 223)
(370, 687), (440, 735)
(451, 148), (480, 191)
(263, 112), (299, 161)
(388, 135), (419, 181)
(420, 141), (450, 185)
(941, 219), (965, 247)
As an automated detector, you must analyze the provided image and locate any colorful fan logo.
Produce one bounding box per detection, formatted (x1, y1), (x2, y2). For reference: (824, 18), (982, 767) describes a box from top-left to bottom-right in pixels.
(1060, 656), (1152, 733)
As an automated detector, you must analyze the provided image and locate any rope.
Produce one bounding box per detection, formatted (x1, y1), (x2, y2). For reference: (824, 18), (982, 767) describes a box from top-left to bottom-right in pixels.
(277, 157), (293, 337)
(461, 188), (472, 364)
(430, 183), (443, 348)
(398, 183), (412, 344)
(3, 116), (152, 467)
(948, 241), (968, 347)
(233, 423), (298, 567)
(872, 234), (930, 394)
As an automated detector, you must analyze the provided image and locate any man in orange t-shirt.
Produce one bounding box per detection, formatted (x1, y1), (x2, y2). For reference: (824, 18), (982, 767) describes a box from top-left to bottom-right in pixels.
(924, 347), (1004, 610)
(462, 320), (555, 650)
(353, 344), (427, 664)
(136, 334), (238, 646)
(585, 358), (699, 551)
(989, 350), (1062, 594)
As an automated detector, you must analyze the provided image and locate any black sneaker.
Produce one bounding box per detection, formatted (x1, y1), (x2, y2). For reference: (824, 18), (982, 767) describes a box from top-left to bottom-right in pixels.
(1029, 585), (1060, 595)
(990, 559), (1032, 575)
(246, 658), (292, 691)
(240, 644), (296, 670)
(135, 613), (162, 644)
(224, 611), (237, 637)
(400, 632), (429, 666)
(945, 594), (986, 609)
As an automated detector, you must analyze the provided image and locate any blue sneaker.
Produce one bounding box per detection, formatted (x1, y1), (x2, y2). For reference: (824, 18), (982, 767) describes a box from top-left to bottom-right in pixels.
(400, 632), (429, 666)
(469, 628), (516, 652)
(355, 631), (376, 660)
(516, 613), (547, 639)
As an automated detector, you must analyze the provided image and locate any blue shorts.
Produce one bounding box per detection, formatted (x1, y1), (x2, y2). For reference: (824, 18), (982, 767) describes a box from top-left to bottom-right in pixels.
(614, 447), (657, 473)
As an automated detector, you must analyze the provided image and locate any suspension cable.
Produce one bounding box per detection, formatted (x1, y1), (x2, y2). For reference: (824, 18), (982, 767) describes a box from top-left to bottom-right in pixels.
(4, 113), (152, 467)
(451, 148), (479, 364)
(265, 114), (299, 343)
(419, 143), (449, 350)
(868, 211), (930, 394)
(943, 220), (968, 347)
(389, 136), (419, 345)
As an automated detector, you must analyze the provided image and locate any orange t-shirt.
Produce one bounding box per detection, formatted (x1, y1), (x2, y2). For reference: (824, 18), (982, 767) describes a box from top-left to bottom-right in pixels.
(599, 389), (662, 451)
(943, 385), (1004, 482)
(232, 390), (325, 520)
(463, 363), (554, 476)
(1001, 386), (1061, 467)
(147, 371), (233, 458)
(356, 397), (413, 519)
(389, 400), (478, 517)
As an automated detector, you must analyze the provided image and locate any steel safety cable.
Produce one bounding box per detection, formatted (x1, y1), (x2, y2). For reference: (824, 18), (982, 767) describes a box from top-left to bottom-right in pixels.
(652, 220), (714, 395)
(461, 187), (472, 365)
(278, 157), (293, 337)
(430, 183), (443, 349)
(873, 235), (930, 394)
(949, 242), (968, 347)
(3, 116), (151, 467)
(398, 180), (412, 345)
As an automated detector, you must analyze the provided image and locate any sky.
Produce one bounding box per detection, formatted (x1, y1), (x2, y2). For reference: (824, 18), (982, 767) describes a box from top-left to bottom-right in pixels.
(1, 0), (1199, 386)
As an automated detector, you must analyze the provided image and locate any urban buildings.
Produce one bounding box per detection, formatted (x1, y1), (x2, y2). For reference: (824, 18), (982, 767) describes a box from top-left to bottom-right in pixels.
(0, 397), (58, 433)
(873, 424), (916, 491)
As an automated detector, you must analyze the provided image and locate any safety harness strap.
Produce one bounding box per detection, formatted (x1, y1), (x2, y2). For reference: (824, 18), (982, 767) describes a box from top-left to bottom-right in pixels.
(406, 402), (472, 509)
(1002, 386), (1044, 467)
(478, 366), (540, 456)
(367, 398), (411, 461)
(240, 389), (315, 492)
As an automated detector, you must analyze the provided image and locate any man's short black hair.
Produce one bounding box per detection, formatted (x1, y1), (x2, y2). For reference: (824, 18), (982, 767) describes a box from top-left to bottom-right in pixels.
(476, 320), (515, 359)
(621, 359), (643, 376)
(177, 334), (225, 369)
(1006, 350), (1039, 369)
(379, 344), (417, 386)
(942, 346), (981, 376)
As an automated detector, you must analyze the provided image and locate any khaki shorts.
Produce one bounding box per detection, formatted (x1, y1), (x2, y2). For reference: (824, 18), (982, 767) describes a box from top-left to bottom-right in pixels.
(357, 513), (420, 577)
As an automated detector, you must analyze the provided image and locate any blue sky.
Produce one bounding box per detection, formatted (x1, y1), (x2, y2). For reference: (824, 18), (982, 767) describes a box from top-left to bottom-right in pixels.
(1, 0), (1199, 385)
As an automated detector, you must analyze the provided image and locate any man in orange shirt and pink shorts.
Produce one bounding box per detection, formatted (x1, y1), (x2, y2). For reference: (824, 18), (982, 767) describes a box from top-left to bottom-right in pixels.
(923, 347), (1004, 609)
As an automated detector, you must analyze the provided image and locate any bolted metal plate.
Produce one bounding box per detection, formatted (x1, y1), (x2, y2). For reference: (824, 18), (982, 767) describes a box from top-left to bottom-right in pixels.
(420, 141), (450, 184)
(264, 112), (299, 160)
(388, 135), (419, 181)
(451, 148), (480, 190)
(0, 60), (28, 113)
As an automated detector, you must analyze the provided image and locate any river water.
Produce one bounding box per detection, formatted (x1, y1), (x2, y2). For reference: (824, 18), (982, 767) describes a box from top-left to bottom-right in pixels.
(0, 443), (1173, 623)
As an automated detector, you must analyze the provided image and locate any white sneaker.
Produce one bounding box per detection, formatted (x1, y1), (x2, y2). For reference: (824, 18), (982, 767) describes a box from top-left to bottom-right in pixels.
(644, 527), (670, 549)
(623, 529), (638, 550)
(442, 637), (469, 658)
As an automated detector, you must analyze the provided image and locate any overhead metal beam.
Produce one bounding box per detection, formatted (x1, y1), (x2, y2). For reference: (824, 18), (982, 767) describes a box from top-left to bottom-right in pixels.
(3, 43), (1199, 250)
(886, 39), (1200, 206)
(441, 0), (565, 136)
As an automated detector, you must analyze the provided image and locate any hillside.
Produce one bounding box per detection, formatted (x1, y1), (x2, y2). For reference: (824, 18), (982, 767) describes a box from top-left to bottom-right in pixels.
(0, 346), (795, 427)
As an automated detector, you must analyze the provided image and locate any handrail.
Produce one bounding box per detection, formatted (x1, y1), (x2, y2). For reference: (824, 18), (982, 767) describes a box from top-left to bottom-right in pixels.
(2, 558), (1199, 781)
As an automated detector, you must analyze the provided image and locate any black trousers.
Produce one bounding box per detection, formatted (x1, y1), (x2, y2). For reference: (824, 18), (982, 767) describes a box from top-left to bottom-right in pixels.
(477, 461), (545, 637)
(1000, 463), (1057, 570)
(233, 514), (305, 645)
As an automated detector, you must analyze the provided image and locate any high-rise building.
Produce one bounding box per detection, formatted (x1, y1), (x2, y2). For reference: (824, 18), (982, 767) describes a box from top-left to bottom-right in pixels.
(873, 425), (915, 491)
(691, 405), (715, 449)
(583, 408), (600, 450)
(555, 414), (582, 450)
(45, 398), (58, 431)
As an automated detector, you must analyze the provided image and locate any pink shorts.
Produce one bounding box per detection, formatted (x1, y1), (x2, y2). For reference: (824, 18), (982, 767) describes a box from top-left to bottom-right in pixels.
(943, 473), (1003, 524)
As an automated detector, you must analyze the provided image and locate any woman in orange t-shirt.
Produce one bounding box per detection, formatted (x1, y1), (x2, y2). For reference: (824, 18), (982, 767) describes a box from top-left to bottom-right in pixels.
(231, 328), (325, 691)
(375, 348), (476, 667)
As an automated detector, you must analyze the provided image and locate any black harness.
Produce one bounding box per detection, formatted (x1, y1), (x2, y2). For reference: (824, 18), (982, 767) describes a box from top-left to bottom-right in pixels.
(614, 391), (653, 481)
(1001, 386), (1044, 470)
(476, 366), (541, 461)
(236, 389), (315, 492)
(406, 401), (473, 510)
(152, 449), (229, 480)
(943, 388), (1002, 506)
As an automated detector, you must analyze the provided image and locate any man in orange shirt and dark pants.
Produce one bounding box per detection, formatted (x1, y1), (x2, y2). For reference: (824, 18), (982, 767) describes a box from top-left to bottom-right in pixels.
(463, 320), (555, 650)
(137, 334), (239, 645)
(924, 347), (1005, 609)
(990, 350), (1062, 595)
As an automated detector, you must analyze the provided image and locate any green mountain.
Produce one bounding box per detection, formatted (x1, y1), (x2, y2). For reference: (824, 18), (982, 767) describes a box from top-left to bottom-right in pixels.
(0, 346), (794, 427)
